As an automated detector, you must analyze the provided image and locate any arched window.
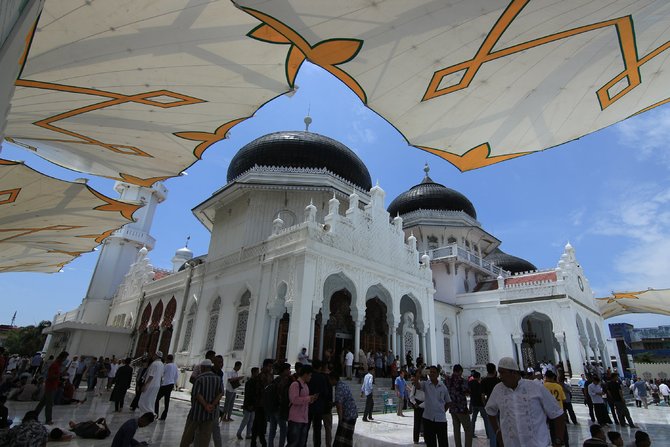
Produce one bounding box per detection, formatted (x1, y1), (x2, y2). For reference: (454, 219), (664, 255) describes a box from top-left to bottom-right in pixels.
(442, 323), (452, 365)
(181, 303), (196, 351)
(473, 324), (490, 365)
(233, 291), (251, 350)
(205, 297), (221, 351)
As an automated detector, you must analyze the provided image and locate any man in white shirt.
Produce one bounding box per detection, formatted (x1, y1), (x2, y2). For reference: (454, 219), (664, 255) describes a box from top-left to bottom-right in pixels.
(485, 357), (565, 447)
(138, 351), (164, 416)
(222, 361), (243, 422)
(155, 354), (180, 420)
(659, 381), (670, 405)
(361, 366), (375, 422)
(344, 350), (354, 380)
(66, 356), (79, 379)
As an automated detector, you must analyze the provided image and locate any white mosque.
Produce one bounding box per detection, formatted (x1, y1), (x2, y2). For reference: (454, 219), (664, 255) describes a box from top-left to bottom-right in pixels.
(44, 129), (610, 379)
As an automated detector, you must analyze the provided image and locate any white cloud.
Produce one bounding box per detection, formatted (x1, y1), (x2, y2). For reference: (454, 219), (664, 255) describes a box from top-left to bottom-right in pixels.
(591, 182), (670, 290)
(616, 108), (670, 166)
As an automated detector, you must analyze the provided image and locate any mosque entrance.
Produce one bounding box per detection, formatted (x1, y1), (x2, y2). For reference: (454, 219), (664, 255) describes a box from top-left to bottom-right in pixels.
(323, 289), (355, 361)
(361, 297), (389, 354)
(521, 312), (557, 369)
(275, 312), (290, 362)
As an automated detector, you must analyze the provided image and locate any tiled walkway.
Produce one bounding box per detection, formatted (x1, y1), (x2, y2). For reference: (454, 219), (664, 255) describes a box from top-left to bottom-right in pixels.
(5, 390), (669, 446)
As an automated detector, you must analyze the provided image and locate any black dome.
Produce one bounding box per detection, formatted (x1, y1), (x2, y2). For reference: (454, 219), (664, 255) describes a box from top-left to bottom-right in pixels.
(226, 131), (372, 190)
(485, 248), (536, 274)
(387, 170), (477, 219)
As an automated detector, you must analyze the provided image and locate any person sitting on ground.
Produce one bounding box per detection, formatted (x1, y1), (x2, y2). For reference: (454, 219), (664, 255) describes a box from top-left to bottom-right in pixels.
(111, 412), (155, 447)
(634, 431), (652, 447)
(48, 427), (74, 442)
(68, 417), (111, 439)
(8, 410), (48, 446)
(607, 431), (624, 447)
(582, 424), (608, 446)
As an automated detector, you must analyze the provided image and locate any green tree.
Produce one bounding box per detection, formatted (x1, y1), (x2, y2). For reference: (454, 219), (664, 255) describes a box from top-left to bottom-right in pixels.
(4, 320), (51, 356)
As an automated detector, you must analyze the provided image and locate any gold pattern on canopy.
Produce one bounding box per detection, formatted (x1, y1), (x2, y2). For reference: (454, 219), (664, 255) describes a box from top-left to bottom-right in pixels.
(0, 159), (140, 273)
(597, 289), (670, 318)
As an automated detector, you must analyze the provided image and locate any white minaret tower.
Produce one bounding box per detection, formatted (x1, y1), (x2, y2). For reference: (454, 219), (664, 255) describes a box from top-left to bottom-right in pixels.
(77, 181), (167, 324)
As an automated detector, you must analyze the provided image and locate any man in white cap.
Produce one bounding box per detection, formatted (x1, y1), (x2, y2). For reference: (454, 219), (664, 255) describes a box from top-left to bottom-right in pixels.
(138, 351), (164, 416)
(485, 357), (566, 447)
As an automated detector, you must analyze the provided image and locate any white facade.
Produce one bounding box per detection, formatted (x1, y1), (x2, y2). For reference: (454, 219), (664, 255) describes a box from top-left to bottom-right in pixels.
(46, 133), (609, 380)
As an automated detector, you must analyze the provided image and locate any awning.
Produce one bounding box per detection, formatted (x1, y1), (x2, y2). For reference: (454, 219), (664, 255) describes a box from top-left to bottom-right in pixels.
(596, 289), (670, 319)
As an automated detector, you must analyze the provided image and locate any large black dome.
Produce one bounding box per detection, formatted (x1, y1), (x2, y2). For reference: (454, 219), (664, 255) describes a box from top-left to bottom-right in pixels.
(387, 167), (477, 219)
(486, 248), (537, 274)
(226, 131), (372, 190)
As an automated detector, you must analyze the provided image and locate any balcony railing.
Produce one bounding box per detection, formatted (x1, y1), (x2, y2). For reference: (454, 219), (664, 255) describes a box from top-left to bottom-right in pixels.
(430, 243), (508, 278)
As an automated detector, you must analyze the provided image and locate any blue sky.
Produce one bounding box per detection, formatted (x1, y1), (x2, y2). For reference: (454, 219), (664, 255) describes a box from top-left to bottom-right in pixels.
(2, 62), (670, 333)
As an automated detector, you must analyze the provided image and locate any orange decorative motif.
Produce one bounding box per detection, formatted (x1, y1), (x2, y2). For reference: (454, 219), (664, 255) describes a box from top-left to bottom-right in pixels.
(13, 79), (206, 159)
(422, 0), (670, 112)
(418, 143), (530, 172)
(175, 118), (247, 159)
(0, 189), (21, 205)
(241, 7), (366, 102)
(0, 225), (84, 243)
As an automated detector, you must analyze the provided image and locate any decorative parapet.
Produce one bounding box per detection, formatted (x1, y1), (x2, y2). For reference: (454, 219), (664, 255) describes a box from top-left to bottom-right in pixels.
(229, 165), (369, 195)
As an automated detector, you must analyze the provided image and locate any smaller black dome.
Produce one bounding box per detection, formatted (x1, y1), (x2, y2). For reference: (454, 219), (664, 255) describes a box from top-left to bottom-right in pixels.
(387, 167), (476, 219)
(486, 248), (536, 274)
(226, 131), (372, 190)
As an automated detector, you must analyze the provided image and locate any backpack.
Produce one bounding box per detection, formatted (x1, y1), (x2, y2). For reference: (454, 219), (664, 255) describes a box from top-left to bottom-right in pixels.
(263, 377), (281, 413)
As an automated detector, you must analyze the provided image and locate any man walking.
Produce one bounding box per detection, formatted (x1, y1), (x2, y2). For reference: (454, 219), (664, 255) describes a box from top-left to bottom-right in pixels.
(155, 354), (179, 420)
(267, 362), (292, 447)
(138, 351), (164, 416)
(632, 378), (649, 409)
(361, 367), (375, 422)
(480, 363), (500, 447)
(179, 359), (223, 447)
(111, 358), (133, 412)
(34, 351), (68, 424)
(308, 360), (332, 447)
(238, 367), (259, 440)
(447, 364), (472, 447)
(415, 365), (450, 447)
(485, 357), (565, 447)
(222, 361), (243, 422)
(606, 376), (636, 428)
(330, 371), (358, 447)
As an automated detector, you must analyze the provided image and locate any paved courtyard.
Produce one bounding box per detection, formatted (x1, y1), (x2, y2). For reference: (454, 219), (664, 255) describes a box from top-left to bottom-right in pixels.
(5, 390), (669, 446)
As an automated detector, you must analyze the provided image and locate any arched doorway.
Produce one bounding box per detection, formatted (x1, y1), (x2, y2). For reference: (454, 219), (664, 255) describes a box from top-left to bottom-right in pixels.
(159, 297), (177, 355)
(521, 312), (556, 369)
(324, 289), (355, 364)
(134, 303), (152, 357)
(275, 312), (290, 362)
(147, 300), (163, 355)
(361, 297), (389, 354)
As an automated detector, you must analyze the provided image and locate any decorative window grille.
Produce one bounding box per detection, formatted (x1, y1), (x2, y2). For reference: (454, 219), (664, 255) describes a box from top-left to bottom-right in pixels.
(204, 297), (221, 351)
(473, 324), (489, 365)
(180, 303), (196, 351)
(181, 319), (194, 351)
(404, 332), (414, 355)
(442, 323), (452, 364)
(233, 310), (249, 350)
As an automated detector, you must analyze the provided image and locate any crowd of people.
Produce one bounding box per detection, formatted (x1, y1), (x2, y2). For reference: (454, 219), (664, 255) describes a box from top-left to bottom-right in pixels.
(0, 344), (664, 446)
(0, 347), (160, 446)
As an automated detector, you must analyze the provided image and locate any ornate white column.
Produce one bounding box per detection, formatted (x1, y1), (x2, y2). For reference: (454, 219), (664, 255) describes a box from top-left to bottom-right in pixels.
(318, 317), (325, 360)
(420, 331), (427, 362)
(354, 319), (363, 360)
(512, 334), (523, 368)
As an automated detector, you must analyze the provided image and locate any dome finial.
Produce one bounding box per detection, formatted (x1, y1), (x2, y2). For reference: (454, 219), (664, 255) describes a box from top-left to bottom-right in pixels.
(184, 235), (190, 248)
(422, 162), (433, 183)
(304, 105), (312, 132)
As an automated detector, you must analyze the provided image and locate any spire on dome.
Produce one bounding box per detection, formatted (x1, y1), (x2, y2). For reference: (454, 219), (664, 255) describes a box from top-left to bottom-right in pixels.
(304, 106), (312, 132)
(422, 162), (434, 183)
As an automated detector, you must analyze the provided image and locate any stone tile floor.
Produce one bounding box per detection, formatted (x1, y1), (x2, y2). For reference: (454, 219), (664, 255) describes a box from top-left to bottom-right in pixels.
(5, 390), (670, 446)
